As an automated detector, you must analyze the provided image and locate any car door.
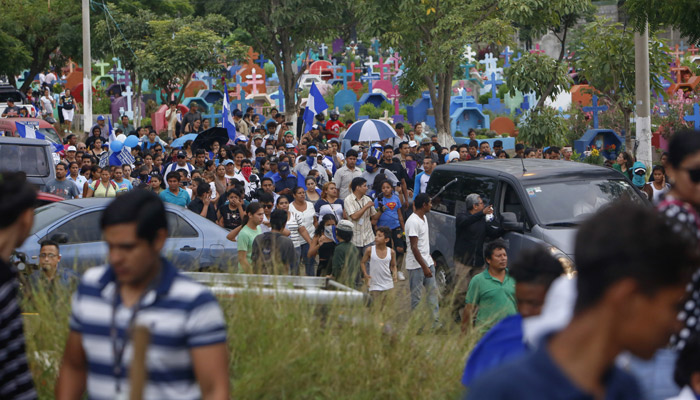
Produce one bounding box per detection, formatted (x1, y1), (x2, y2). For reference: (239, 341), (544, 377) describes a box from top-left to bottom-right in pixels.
(163, 211), (204, 271)
(44, 210), (107, 272)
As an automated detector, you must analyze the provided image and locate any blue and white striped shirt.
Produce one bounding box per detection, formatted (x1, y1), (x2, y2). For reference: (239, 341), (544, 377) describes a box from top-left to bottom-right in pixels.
(69, 259), (227, 400)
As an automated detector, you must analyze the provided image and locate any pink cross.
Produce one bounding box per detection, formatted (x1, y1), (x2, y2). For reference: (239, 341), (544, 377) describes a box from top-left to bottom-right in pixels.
(377, 57), (391, 80)
(245, 68), (264, 95)
(670, 44), (685, 59)
(347, 62), (362, 83)
(389, 84), (401, 116)
(688, 45), (699, 56)
(530, 44), (545, 54)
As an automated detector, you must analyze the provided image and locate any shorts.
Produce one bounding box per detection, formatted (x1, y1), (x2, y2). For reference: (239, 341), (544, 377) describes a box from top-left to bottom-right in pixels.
(388, 226), (405, 253)
(62, 108), (74, 122)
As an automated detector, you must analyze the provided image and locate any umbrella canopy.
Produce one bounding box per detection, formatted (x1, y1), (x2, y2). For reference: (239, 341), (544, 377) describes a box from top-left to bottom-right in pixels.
(343, 119), (397, 142)
(170, 133), (199, 149)
(192, 127), (230, 152)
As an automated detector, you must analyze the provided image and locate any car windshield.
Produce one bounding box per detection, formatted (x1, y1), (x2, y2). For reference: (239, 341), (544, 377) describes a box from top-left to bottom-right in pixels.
(31, 202), (81, 235)
(38, 128), (60, 144)
(526, 179), (644, 226)
(0, 143), (52, 177)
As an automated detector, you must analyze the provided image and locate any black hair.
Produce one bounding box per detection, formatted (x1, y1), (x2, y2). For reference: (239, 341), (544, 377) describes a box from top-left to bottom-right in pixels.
(668, 130), (700, 169)
(196, 182), (210, 197)
(493, 140), (503, 147)
(574, 202), (700, 312)
(398, 141), (409, 149)
(337, 228), (353, 242)
(383, 144), (394, 151)
(39, 239), (59, 253)
(468, 140), (479, 149)
(314, 213), (337, 237)
(376, 226), (391, 241)
(549, 146), (560, 154)
(458, 144), (468, 152)
(100, 190), (167, 243)
(509, 246), (563, 288)
(258, 192), (274, 204)
(515, 143), (525, 151)
(275, 195), (289, 205)
(225, 188), (242, 199)
(414, 193), (431, 209)
(649, 165), (666, 182)
(673, 333), (700, 388)
(178, 169), (189, 178)
(0, 172), (36, 228)
(166, 171), (181, 182)
(241, 159), (252, 167)
(306, 148), (318, 157)
(484, 239), (508, 262)
(524, 148), (535, 157)
(195, 149), (206, 156)
(350, 177), (367, 192)
(261, 177), (273, 185)
(270, 209), (287, 230)
(345, 149), (359, 159)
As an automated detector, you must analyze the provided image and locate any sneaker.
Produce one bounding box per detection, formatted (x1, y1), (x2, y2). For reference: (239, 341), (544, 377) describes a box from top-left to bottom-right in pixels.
(398, 271), (406, 281)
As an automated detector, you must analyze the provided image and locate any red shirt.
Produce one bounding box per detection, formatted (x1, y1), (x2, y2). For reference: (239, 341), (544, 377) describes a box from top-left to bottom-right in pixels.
(325, 120), (344, 139)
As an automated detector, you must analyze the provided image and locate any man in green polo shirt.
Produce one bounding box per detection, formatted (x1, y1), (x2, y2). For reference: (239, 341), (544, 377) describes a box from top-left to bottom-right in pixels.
(462, 239), (516, 333)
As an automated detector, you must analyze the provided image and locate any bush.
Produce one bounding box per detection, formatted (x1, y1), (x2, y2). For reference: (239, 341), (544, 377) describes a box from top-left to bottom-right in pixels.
(517, 107), (568, 148)
(140, 117), (152, 127)
(478, 93), (489, 105)
(92, 88), (111, 115)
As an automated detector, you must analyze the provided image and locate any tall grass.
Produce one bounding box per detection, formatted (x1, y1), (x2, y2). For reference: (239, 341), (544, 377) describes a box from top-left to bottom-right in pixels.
(22, 278), (476, 399)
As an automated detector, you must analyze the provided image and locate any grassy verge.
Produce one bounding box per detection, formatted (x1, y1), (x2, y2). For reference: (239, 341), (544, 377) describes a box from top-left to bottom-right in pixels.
(22, 279), (476, 398)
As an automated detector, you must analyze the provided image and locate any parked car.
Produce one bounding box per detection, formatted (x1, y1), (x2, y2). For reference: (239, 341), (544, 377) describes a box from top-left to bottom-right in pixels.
(425, 159), (646, 292)
(0, 136), (57, 190)
(36, 192), (65, 207)
(0, 84), (37, 117)
(16, 198), (238, 275)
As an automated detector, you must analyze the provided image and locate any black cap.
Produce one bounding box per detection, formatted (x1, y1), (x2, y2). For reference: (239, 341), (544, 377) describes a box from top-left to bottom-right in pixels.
(134, 156), (144, 165)
(177, 151), (186, 158)
(366, 156), (378, 165)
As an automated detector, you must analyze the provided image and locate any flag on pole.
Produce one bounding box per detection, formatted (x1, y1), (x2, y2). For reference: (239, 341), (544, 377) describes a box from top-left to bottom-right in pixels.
(108, 117), (117, 143)
(303, 82), (328, 133)
(222, 82), (238, 142)
(15, 122), (63, 152)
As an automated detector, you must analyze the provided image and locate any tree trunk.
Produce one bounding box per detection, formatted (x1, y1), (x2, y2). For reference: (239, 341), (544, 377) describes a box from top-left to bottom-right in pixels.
(132, 70), (141, 128)
(439, 68), (455, 146)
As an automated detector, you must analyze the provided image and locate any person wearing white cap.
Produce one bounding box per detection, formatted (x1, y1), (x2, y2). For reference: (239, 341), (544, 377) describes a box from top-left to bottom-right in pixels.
(64, 145), (78, 163)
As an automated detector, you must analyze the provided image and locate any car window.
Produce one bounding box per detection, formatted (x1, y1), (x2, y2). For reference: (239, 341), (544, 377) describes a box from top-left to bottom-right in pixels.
(427, 170), (497, 216)
(167, 212), (198, 238)
(0, 144), (50, 177)
(51, 211), (102, 244)
(500, 183), (528, 224)
(31, 202), (81, 235)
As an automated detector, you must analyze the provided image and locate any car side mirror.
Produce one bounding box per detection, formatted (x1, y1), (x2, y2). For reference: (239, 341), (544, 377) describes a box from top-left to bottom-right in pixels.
(50, 232), (69, 244)
(501, 212), (525, 232)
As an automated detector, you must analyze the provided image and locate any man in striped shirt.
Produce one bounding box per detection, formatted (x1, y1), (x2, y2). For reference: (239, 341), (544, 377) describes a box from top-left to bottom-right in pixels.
(0, 172), (38, 399)
(56, 190), (229, 399)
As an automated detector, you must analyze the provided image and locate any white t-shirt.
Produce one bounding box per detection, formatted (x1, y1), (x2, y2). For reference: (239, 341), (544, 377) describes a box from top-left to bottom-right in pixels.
(260, 214), (271, 233)
(369, 246), (394, 291)
(40, 95), (54, 116)
(404, 213), (433, 270)
(290, 201), (315, 239)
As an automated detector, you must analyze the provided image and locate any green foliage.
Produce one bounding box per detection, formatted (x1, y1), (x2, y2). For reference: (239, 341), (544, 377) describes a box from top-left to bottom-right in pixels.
(478, 93), (490, 105)
(92, 88), (112, 115)
(0, 0), (81, 90)
(141, 117), (152, 127)
(263, 63), (275, 77)
(358, 101), (405, 120)
(504, 52), (572, 105)
(501, 0), (595, 39)
(517, 107), (568, 148)
(497, 83), (510, 100)
(108, 0), (194, 16)
(624, 0), (700, 44)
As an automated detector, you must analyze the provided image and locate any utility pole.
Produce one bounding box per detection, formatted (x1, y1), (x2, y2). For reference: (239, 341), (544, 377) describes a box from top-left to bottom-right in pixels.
(82, 0), (92, 136)
(634, 23), (651, 168)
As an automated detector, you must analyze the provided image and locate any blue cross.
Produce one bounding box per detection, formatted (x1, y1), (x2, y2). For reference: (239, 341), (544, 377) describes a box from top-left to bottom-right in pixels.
(454, 90), (473, 109)
(361, 72), (380, 91)
(336, 65), (352, 90)
(231, 90), (253, 111)
(233, 74), (248, 90)
(256, 54), (269, 69)
(684, 103), (700, 130)
(461, 61), (475, 80)
(372, 39), (380, 55)
(582, 95), (609, 129)
(202, 110), (219, 126)
(276, 87), (285, 112)
(501, 46), (514, 68)
(227, 62), (241, 78)
(680, 41), (689, 52)
(513, 52), (522, 63)
(485, 72), (503, 99)
(201, 74), (217, 90)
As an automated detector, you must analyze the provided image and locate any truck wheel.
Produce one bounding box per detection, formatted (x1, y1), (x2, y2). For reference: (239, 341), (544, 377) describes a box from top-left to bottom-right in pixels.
(434, 255), (453, 297)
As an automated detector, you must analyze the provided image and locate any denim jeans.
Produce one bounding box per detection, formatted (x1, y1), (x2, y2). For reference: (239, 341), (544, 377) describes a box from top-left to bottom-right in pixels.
(292, 246), (301, 276)
(299, 242), (316, 276)
(408, 265), (439, 323)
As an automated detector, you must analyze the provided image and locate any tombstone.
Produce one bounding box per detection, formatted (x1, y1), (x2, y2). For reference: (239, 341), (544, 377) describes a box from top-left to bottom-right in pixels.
(181, 97), (210, 113)
(65, 68), (83, 92)
(571, 85), (593, 107)
(491, 116), (516, 136)
(334, 89), (358, 112)
(309, 60), (332, 79)
(449, 90), (482, 114)
(373, 80), (396, 97)
(238, 64), (267, 94)
(111, 95), (145, 122)
(504, 90), (525, 114)
(71, 83), (96, 105)
(270, 87), (285, 112)
(346, 63), (363, 93)
(484, 73), (505, 114)
(449, 100), (490, 138)
(500, 46), (514, 68)
(574, 129), (623, 160)
(184, 80), (208, 98)
(544, 91), (572, 112)
(197, 89), (224, 106)
(539, 33), (562, 59)
(684, 103), (700, 130)
(407, 91), (432, 125)
(582, 95), (608, 129)
(353, 93), (391, 119)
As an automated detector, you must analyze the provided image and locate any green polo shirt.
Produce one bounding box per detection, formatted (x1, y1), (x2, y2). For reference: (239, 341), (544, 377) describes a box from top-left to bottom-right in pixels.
(465, 268), (517, 330)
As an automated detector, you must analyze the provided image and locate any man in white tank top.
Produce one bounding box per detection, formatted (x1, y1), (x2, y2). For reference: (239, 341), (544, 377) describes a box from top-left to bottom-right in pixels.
(361, 226), (397, 307)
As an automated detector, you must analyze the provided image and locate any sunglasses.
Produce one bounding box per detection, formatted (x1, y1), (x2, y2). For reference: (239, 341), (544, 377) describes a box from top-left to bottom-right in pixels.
(684, 167), (700, 183)
(634, 169), (646, 176)
(262, 204), (273, 209)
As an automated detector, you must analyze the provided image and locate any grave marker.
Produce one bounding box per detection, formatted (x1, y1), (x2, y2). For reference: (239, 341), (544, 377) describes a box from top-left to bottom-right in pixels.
(245, 68), (265, 95)
(500, 46), (514, 68)
(121, 86), (134, 119)
(582, 94), (608, 129)
(529, 44), (545, 54)
(256, 53), (269, 69)
(684, 103), (700, 130)
(231, 90), (253, 111)
(319, 43), (328, 58)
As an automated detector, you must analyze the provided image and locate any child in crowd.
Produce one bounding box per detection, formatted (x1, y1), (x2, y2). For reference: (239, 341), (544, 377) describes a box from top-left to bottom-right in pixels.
(361, 226), (397, 307)
(330, 220), (361, 287)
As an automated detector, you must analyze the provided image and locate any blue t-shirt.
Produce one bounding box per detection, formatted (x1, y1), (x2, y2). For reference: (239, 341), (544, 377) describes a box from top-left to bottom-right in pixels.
(465, 336), (642, 399)
(374, 193), (401, 229)
(159, 188), (190, 207)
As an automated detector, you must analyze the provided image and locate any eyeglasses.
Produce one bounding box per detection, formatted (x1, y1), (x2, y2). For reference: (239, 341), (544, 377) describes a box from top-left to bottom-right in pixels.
(262, 204), (273, 209)
(683, 167), (700, 183)
(39, 253), (58, 259)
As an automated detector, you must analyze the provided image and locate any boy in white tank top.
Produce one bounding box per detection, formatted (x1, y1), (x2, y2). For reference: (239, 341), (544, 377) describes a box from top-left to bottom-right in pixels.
(361, 226), (397, 307)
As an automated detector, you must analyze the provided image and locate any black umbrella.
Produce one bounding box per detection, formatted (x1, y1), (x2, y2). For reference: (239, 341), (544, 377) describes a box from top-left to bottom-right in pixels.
(192, 127), (230, 152)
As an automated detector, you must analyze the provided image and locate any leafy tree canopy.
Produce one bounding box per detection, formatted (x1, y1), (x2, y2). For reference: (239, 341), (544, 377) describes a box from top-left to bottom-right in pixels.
(624, 0), (700, 44)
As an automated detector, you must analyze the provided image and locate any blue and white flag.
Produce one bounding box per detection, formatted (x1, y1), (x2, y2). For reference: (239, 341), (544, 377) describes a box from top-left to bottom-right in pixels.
(303, 82), (328, 133)
(222, 82), (237, 142)
(108, 117), (117, 143)
(15, 122), (63, 152)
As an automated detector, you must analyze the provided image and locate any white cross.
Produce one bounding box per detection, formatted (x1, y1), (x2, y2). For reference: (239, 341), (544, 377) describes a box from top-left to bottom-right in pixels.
(319, 43), (328, 58)
(121, 86), (134, 119)
(364, 56), (378, 72)
(463, 45), (477, 63)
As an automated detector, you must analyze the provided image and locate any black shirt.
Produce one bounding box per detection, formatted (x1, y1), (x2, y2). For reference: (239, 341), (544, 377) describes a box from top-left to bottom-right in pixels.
(454, 211), (502, 267)
(187, 197), (217, 222)
(218, 205), (242, 230)
(379, 158), (407, 184)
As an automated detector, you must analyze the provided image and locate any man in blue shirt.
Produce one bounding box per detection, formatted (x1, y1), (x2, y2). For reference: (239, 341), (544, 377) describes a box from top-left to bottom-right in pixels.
(467, 203), (699, 399)
(274, 162), (297, 201)
(159, 171), (190, 207)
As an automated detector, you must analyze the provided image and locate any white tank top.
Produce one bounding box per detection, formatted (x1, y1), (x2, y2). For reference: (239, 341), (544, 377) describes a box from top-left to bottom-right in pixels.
(369, 246), (393, 291)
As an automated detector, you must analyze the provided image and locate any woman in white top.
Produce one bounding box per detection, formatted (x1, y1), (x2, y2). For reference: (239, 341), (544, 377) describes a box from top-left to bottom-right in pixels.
(290, 186), (317, 276)
(642, 165), (671, 205)
(40, 88), (55, 122)
(276, 195), (312, 275)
